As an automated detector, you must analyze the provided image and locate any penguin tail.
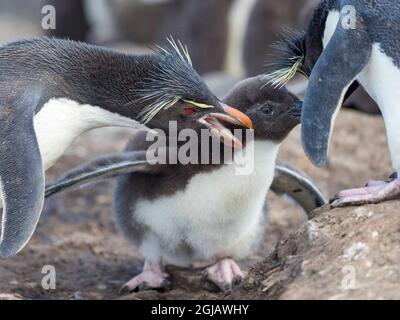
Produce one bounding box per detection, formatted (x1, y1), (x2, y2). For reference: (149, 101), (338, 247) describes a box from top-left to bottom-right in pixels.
(302, 12), (372, 167)
(272, 161), (327, 214)
(45, 151), (159, 197)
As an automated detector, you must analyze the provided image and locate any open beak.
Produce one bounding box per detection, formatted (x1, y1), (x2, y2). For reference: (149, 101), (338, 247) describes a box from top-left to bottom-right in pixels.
(198, 104), (253, 150)
(215, 104), (254, 129)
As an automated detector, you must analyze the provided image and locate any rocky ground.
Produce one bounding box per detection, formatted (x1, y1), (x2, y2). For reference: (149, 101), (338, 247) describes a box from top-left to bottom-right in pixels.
(228, 201), (400, 300)
(1, 108), (397, 300)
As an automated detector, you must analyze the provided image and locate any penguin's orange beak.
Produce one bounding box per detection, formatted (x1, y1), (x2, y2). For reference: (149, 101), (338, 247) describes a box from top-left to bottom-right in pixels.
(198, 104), (253, 149)
(219, 104), (254, 129)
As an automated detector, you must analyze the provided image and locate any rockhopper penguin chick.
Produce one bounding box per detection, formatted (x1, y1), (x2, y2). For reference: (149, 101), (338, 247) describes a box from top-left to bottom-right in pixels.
(47, 76), (315, 292)
(0, 37), (251, 258)
(267, 0), (400, 207)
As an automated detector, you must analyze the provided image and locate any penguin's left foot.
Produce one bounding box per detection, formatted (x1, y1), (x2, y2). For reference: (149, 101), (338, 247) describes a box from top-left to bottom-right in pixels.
(331, 175), (400, 208)
(203, 259), (244, 292)
(119, 261), (170, 294)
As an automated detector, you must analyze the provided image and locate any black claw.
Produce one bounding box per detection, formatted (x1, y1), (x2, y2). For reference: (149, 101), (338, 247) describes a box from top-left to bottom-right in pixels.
(331, 200), (343, 208)
(329, 193), (340, 203)
(138, 282), (150, 291)
(390, 172), (398, 180)
(233, 276), (243, 287)
(219, 282), (232, 292)
(119, 285), (131, 296)
(159, 280), (171, 292)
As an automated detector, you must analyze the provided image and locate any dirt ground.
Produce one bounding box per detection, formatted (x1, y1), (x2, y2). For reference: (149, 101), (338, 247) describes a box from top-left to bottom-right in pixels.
(0, 108), (391, 300)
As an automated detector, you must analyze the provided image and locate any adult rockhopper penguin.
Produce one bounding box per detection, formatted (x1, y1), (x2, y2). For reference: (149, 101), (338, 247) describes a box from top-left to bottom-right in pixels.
(0, 37), (251, 258)
(45, 76), (326, 292)
(267, 0), (400, 207)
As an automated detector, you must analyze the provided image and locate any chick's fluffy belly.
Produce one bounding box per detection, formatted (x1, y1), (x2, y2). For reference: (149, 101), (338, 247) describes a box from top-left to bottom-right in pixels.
(134, 140), (279, 265)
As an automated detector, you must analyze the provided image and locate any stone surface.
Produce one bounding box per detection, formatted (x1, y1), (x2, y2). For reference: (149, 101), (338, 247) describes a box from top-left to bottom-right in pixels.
(228, 201), (400, 300)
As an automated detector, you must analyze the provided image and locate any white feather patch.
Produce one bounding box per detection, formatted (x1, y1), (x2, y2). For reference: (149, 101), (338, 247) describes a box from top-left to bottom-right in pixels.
(134, 140), (280, 265)
(34, 98), (140, 170)
(357, 44), (400, 172)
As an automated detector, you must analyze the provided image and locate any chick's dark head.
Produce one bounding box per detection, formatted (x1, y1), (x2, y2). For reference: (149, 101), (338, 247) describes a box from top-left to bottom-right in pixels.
(224, 75), (301, 142)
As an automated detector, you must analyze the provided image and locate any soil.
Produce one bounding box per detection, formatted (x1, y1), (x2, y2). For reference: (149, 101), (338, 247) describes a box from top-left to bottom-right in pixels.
(0, 109), (395, 300)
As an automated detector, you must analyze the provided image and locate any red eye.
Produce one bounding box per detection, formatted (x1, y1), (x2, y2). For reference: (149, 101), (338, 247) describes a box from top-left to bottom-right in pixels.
(184, 107), (196, 116)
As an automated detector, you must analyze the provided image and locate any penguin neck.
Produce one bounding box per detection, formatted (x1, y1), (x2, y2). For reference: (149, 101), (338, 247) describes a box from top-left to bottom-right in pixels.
(37, 40), (169, 121)
(304, 1), (338, 73)
(60, 53), (162, 120)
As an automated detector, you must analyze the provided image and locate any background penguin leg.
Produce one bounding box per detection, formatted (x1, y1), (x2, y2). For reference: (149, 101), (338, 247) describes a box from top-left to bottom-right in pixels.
(0, 96), (44, 258)
(331, 179), (400, 207)
(331, 106), (400, 207)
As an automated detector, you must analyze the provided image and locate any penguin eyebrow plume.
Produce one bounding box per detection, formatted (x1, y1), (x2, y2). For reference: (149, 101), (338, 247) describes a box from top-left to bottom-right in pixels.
(265, 29), (307, 88)
(133, 37), (213, 124)
(162, 37), (193, 67)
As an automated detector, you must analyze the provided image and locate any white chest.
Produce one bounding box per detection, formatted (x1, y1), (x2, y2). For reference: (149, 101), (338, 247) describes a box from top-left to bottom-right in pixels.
(356, 44), (400, 109)
(356, 44), (400, 171)
(322, 11), (400, 170)
(322, 11), (400, 109)
(134, 140), (280, 261)
(322, 10), (340, 49)
(33, 98), (140, 170)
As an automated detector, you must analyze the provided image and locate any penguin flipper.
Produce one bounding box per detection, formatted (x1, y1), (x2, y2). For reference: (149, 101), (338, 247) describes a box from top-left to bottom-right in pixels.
(301, 11), (372, 167)
(45, 151), (160, 197)
(0, 95), (44, 259)
(271, 162), (327, 215)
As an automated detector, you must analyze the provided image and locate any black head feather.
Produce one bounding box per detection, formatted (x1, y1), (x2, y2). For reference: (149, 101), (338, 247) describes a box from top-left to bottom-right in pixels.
(132, 37), (218, 124)
(265, 29), (307, 88)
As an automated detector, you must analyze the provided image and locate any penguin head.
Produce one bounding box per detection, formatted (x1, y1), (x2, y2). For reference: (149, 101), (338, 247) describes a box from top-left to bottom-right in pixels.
(265, 0), (334, 89)
(265, 29), (308, 88)
(145, 97), (253, 148)
(134, 37), (253, 148)
(224, 75), (302, 142)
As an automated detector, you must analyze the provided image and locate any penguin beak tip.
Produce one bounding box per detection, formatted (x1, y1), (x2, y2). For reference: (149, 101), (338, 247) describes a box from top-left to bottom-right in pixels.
(220, 104), (253, 129)
(198, 114), (243, 150)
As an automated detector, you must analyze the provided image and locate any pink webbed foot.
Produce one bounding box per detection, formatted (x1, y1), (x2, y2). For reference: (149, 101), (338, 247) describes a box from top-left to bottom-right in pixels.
(331, 176), (400, 208)
(119, 261), (170, 294)
(203, 259), (244, 292)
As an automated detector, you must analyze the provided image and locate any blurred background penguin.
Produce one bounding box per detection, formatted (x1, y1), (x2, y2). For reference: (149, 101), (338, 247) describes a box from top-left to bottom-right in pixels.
(0, 0), (377, 112)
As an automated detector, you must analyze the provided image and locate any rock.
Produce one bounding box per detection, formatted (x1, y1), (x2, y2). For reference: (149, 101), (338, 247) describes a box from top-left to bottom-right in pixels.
(227, 200), (400, 300)
(0, 293), (24, 300)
